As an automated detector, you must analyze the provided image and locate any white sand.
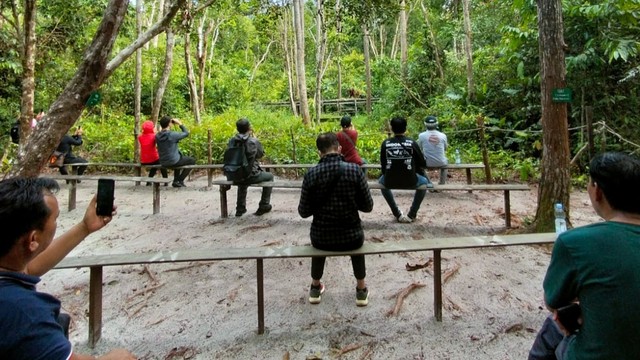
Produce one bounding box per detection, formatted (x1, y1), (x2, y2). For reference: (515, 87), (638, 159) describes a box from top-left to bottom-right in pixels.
(40, 170), (599, 359)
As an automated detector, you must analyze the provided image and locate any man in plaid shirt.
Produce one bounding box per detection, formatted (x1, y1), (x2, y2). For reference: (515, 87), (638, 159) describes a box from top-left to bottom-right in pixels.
(298, 133), (374, 306)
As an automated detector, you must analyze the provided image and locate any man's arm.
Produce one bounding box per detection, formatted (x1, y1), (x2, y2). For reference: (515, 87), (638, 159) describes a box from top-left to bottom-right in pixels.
(298, 174), (314, 218)
(70, 348), (136, 360)
(379, 141), (387, 175)
(412, 141), (427, 170)
(26, 196), (116, 277)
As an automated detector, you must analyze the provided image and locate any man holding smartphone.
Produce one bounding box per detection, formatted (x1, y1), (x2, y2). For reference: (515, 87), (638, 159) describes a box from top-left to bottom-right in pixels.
(0, 177), (136, 359)
(156, 116), (196, 188)
(528, 152), (640, 360)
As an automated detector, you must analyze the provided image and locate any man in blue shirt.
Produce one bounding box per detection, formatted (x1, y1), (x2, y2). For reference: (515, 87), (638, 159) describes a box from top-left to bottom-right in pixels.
(0, 177), (135, 360)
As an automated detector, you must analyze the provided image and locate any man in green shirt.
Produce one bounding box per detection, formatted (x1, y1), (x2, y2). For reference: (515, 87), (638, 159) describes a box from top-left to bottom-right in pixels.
(528, 152), (640, 360)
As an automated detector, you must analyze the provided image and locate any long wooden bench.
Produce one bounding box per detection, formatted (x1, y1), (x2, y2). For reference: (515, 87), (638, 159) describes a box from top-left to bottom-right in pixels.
(46, 175), (171, 214)
(262, 163), (486, 185)
(54, 232), (556, 348)
(211, 180), (530, 227)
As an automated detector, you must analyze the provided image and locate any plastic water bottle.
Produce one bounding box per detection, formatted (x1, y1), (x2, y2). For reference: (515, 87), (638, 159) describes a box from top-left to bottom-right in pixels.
(454, 149), (461, 164)
(554, 203), (567, 235)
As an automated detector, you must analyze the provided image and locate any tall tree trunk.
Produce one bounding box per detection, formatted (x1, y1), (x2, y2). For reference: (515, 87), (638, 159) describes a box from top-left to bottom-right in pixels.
(335, 0), (343, 111)
(19, 0), (37, 144)
(293, 0), (310, 124)
(363, 24), (372, 114)
(183, 2), (201, 124)
(152, 3), (175, 122)
(282, 7), (298, 116)
(420, 0), (444, 80)
(462, 0), (475, 101)
(314, 0), (326, 124)
(532, 0), (571, 232)
(197, 16), (216, 112)
(134, 0), (143, 162)
(399, 0), (408, 78)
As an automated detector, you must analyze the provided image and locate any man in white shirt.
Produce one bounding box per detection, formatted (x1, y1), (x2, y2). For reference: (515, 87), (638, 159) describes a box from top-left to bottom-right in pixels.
(417, 116), (448, 184)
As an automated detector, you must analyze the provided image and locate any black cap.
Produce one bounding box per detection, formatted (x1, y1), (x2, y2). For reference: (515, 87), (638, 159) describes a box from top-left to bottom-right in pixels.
(424, 116), (438, 128)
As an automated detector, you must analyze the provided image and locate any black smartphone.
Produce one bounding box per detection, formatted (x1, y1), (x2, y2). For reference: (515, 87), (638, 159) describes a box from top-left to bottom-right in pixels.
(96, 179), (115, 216)
(556, 303), (581, 333)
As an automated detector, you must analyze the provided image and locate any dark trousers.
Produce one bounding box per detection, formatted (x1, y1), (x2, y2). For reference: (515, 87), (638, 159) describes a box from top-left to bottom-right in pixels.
(170, 155), (196, 183)
(311, 255), (366, 280)
(236, 171), (274, 211)
(529, 316), (571, 360)
(142, 160), (168, 179)
(60, 156), (87, 176)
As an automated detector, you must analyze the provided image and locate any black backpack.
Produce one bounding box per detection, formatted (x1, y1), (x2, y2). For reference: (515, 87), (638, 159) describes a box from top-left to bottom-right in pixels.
(10, 121), (19, 144)
(223, 138), (251, 181)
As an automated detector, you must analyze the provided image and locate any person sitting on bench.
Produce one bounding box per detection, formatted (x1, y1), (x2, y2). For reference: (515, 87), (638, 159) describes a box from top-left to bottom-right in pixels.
(156, 116), (196, 188)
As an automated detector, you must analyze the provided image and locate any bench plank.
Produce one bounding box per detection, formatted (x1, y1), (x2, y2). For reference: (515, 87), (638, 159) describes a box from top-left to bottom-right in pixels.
(46, 175), (171, 214)
(210, 180), (529, 226)
(54, 232), (556, 346)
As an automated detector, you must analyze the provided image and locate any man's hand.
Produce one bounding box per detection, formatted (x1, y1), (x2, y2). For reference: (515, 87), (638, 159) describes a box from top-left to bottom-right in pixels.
(172, 119), (182, 126)
(81, 195), (117, 235)
(97, 348), (137, 360)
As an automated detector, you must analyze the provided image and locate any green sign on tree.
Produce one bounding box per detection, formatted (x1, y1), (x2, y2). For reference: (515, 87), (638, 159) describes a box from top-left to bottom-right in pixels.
(552, 88), (572, 103)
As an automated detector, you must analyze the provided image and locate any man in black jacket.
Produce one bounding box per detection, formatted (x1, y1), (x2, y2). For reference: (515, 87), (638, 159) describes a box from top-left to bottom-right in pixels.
(298, 133), (374, 306)
(378, 116), (429, 223)
(56, 127), (88, 177)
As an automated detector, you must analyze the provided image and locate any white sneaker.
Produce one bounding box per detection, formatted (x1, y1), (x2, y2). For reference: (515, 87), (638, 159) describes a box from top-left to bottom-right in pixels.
(397, 214), (412, 223)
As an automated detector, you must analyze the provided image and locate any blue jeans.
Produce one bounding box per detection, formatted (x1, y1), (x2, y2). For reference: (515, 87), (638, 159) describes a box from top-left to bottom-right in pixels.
(378, 174), (428, 219)
(529, 316), (573, 360)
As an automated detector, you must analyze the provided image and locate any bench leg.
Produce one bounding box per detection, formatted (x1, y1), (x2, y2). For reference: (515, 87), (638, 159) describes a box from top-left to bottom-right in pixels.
(207, 169), (213, 187)
(220, 185), (230, 218)
(466, 168), (472, 193)
(257, 259), (265, 334)
(88, 266), (103, 348)
(504, 190), (511, 228)
(153, 183), (161, 214)
(135, 166), (141, 186)
(68, 180), (77, 211)
(433, 250), (442, 322)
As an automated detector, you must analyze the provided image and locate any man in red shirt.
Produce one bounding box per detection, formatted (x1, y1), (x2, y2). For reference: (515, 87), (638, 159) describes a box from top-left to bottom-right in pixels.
(336, 116), (366, 174)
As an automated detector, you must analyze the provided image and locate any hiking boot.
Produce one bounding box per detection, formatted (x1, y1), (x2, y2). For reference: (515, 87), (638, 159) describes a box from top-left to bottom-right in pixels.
(255, 204), (272, 216)
(236, 208), (247, 217)
(309, 283), (325, 304)
(356, 287), (369, 307)
(172, 182), (184, 188)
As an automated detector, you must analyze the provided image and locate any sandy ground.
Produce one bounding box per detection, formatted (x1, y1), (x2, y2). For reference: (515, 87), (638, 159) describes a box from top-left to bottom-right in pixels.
(39, 169), (601, 360)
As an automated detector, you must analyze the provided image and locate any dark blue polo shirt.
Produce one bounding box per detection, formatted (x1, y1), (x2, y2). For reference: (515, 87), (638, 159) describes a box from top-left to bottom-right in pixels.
(0, 271), (72, 360)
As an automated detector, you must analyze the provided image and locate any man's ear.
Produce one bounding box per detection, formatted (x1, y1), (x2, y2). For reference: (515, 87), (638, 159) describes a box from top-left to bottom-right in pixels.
(26, 230), (41, 253)
(592, 182), (605, 202)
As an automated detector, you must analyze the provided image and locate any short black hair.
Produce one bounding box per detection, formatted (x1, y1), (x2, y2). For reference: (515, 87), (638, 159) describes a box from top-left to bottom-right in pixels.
(316, 132), (339, 154)
(236, 118), (250, 134)
(159, 116), (172, 129)
(0, 177), (59, 258)
(340, 116), (352, 128)
(390, 116), (407, 134)
(589, 152), (640, 214)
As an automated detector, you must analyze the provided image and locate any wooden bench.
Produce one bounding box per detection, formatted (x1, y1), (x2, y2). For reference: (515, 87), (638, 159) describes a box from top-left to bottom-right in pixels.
(211, 180), (530, 227)
(81, 163), (224, 186)
(54, 232), (556, 347)
(261, 163), (486, 185)
(46, 175), (171, 214)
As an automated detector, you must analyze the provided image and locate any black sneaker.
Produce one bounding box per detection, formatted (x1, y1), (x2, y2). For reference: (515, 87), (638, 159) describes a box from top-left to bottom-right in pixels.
(236, 208), (247, 217)
(255, 204), (272, 216)
(309, 283), (325, 304)
(356, 287), (369, 307)
(172, 182), (184, 188)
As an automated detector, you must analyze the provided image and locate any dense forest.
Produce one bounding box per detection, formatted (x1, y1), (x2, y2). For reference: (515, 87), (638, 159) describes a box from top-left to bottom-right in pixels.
(1, 0), (639, 228)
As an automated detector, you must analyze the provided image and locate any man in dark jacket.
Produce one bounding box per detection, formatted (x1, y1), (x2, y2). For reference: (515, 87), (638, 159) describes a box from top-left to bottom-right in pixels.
(56, 127), (88, 177)
(379, 116), (429, 223)
(156, 116), (196, 188)
(298, 133), (374, 306)
(227, 118), (274, 216)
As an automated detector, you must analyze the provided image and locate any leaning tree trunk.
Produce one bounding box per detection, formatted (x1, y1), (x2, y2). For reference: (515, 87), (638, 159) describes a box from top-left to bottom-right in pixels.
(19, 0), (37, 144)
(183, 4), (201, 124)
(8, 0), (185, 178)
(532, 0), (571, 232)
(335, 0), (343, 111)
(282, 7), (298, 116)
(399, 0), (408, 78)
(9, 0), (129, 178)
(420, 0), (444, 80)
(293, 0), (311, 125)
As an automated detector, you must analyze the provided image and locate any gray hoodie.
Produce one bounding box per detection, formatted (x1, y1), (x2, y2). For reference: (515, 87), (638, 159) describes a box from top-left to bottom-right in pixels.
(227, 133), (264, 177)
(156, 125), (189, 166)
